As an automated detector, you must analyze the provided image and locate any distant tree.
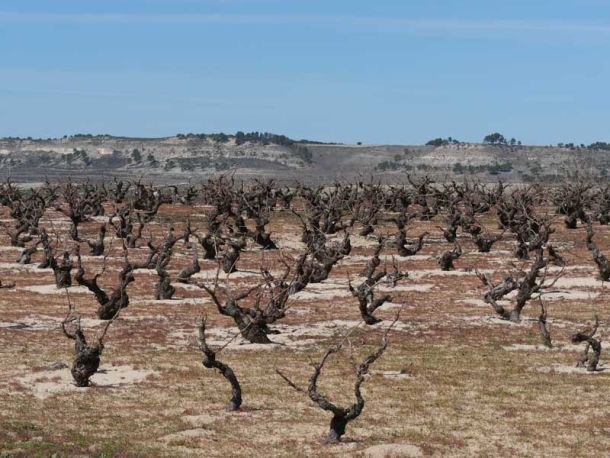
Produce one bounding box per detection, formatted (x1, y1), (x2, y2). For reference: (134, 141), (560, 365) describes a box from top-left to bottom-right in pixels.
(426, 137), (460, 146)
(235, 131), (246, 145)
(80, 151), (91, 166)
(131, 149), (142, 163)
(147, 153), (159, 168)
(588, 142), (610, 151)
(426, 138), (448, 147)
(208, 133), (230, 143)
(483, 133), (507, 145)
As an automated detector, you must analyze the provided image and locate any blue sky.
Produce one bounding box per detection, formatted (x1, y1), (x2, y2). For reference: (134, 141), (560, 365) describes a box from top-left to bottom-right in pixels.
(1, 0), (610, 144)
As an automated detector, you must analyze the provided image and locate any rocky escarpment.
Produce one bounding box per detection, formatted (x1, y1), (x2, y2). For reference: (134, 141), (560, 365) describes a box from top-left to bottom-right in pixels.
(1, 134), (609, 184)
(0, 135), (312, 180)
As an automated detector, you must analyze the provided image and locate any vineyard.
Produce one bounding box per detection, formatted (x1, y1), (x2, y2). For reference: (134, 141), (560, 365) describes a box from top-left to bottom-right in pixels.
(0, 176), (609, 457)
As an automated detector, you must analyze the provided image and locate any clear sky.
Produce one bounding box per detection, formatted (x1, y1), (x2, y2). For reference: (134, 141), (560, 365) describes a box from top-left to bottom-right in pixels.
(1, 0), (609, 144)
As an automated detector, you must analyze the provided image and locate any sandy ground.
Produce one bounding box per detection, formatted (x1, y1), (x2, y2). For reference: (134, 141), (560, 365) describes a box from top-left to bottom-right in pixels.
(1, 205), (609, 457)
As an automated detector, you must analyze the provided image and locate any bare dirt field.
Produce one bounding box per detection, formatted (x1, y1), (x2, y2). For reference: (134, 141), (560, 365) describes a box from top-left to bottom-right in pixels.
(1, 188), (609, 457)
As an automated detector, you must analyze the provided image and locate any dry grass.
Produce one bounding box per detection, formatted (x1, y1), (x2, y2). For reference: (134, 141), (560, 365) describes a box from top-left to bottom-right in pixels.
(1, 205), (609, 457)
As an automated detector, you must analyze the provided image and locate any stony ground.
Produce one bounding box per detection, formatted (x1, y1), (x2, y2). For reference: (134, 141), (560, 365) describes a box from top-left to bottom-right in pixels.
(0, 205), (609, 457)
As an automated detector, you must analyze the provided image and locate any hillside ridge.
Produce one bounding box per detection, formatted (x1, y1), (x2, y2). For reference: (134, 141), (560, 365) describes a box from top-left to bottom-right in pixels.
(1, 134), (608, 183)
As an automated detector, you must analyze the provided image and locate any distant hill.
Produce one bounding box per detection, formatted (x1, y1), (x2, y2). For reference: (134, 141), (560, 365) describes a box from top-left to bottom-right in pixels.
(1, 134), (608, 184)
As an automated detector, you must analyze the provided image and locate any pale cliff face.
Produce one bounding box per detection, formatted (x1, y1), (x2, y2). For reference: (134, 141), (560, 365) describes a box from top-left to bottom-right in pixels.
(0, 136), (606, 184)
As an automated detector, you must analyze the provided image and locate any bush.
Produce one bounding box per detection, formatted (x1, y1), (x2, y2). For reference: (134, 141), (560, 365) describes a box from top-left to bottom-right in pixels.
(426, 138), (448, 147)
(588, 142), (610, 151)
(147, 153), (159, 168)
(376, 161), (400, 171)
(131, 149), (142, 162)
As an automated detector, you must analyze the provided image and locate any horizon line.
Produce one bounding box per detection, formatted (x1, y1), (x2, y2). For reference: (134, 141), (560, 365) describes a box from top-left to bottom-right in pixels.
(0, 133), (605, 147)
